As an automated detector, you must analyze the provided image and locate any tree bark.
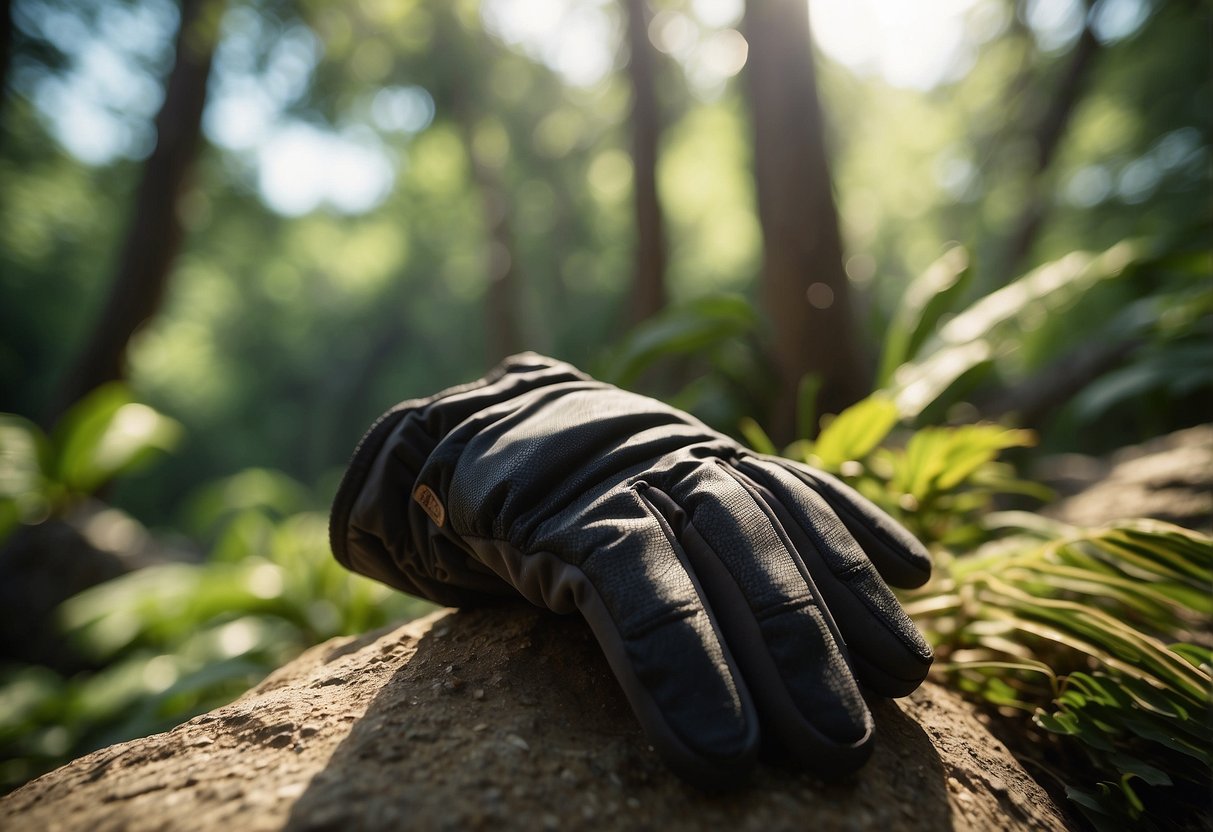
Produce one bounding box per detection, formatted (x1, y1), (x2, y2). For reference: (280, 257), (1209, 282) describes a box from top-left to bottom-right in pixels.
(51, 0), (221, 421)
(743, 0), (865, 443)
(623, 0), (667, 324)
(469, 152), (524, 363)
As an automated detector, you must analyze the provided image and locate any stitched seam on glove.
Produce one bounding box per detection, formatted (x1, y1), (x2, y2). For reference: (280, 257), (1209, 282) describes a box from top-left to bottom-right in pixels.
(763, 456), (926, 575)
(631, 483), (732, 643)
(710, 461), (856, 654)
(720, 462), (931, 663)
(752, 595), (817, 622)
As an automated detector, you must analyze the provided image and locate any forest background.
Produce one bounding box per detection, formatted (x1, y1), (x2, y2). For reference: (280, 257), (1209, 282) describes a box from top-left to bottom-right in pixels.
(0, 0), (1209, 827)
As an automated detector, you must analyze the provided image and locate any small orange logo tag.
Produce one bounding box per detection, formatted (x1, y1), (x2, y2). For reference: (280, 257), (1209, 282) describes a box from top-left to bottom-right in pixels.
(413, 484), (446, 527)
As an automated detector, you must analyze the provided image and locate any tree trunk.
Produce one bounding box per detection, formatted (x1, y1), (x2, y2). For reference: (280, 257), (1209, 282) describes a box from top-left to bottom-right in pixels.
(469, 150), (524, 363)
(51, 0), (221, 421)
(623, 0), (667, 324)
(743, 0), (865, 443)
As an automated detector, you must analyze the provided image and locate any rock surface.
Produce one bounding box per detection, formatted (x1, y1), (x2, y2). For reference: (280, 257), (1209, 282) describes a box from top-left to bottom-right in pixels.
(1039, 424), (1213, 533)
(1, 605), (1068, 831)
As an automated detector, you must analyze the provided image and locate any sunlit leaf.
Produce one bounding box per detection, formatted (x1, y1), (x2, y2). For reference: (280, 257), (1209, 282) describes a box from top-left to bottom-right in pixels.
(53, 384), (182, 495)
(185, 469), (313, 537)
(810, 395), (899, 470)
(916, 520), (1213, 826)
(876, 244), (971, 386)
(738, 417), (776, 455)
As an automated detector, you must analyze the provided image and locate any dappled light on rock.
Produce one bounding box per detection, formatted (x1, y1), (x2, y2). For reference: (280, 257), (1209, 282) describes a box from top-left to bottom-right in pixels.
(1, 606), (1069, 831)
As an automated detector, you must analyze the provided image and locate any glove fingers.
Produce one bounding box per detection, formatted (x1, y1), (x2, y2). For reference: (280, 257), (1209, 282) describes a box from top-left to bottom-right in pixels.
(735, 458), (933, 697)
(566, 487), (760, 788)
(766, 457), (932, 589)
(651, 465), (875, 777)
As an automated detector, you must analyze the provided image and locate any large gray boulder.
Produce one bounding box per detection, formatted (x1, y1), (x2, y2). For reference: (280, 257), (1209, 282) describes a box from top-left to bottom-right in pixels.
(2, 605), (1068, 831)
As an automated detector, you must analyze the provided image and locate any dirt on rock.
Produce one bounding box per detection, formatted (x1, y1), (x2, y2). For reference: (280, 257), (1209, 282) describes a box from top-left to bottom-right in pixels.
(1, 604), (1069, 832)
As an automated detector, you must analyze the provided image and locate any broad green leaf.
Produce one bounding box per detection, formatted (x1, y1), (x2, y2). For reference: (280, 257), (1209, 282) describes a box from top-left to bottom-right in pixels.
(876, 244), (971, 386)
(936, 245), (1132, 347)
(810, 396), (899, 469)
(1063, 785), (1111, 817)
(886, 339), (994, 419)
(53, 384), (182, 495)
(601, 294), (757, 387)
(884, 242), (1142, 419)
(892, 427), (947, 498)
(934, 427), (1035, 491)
(1070, 340), (1213, 422)
(1035, 710), (1079, 735)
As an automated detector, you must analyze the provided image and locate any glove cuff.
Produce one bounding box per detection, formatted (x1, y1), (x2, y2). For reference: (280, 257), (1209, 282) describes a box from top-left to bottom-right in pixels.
(328, 353), (591, 587)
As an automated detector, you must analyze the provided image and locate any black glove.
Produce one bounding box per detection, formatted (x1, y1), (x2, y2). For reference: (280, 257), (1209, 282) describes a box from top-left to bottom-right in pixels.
(330, 353), (932, 788)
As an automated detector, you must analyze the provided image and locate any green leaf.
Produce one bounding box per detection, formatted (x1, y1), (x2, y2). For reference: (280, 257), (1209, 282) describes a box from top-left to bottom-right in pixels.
(52, 384), (182, 496)
(934, 427), (1035, 491)
(883, 241), (1143, 419)
(1063, 785), (1112, 817)
(886, 339), (994, 419)
(876, 244), (971, 386)
(1171, 643), (1211, 670)
(1070, 341), (1213, 422)
(1118, 773), (1145, 815)
(738, 417), (776, 455)
(810, 396), (899, 470)
(0, 414), (53, 535)
(1035, 710), (1079, 736)
(601, 295), (758, 387)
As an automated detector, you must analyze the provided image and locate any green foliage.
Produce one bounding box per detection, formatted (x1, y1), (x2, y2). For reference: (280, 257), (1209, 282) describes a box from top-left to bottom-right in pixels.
(0, 384), (180, 542)
(0, 476), (432, 793)
(875, 244), (971, 389)
(599, 294), (776, 432)
(1, 0), (1207, 817)
(883, 241), (1143, 421)
(742, 377), (1209, 828)
(880, 238), (1212, 442)
(1061, 254), (1213, 431)
(744, 394), (1044, 549)
(906, 522), (1212, 829)
(602, 294), (758, 387)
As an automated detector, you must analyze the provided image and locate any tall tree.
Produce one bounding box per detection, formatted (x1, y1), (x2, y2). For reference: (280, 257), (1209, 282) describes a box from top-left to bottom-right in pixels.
(743, 0), (864, 442)
(467, 147), (525, 362)
(623, 0), (667, 324)
(51, 0), (223, 421)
